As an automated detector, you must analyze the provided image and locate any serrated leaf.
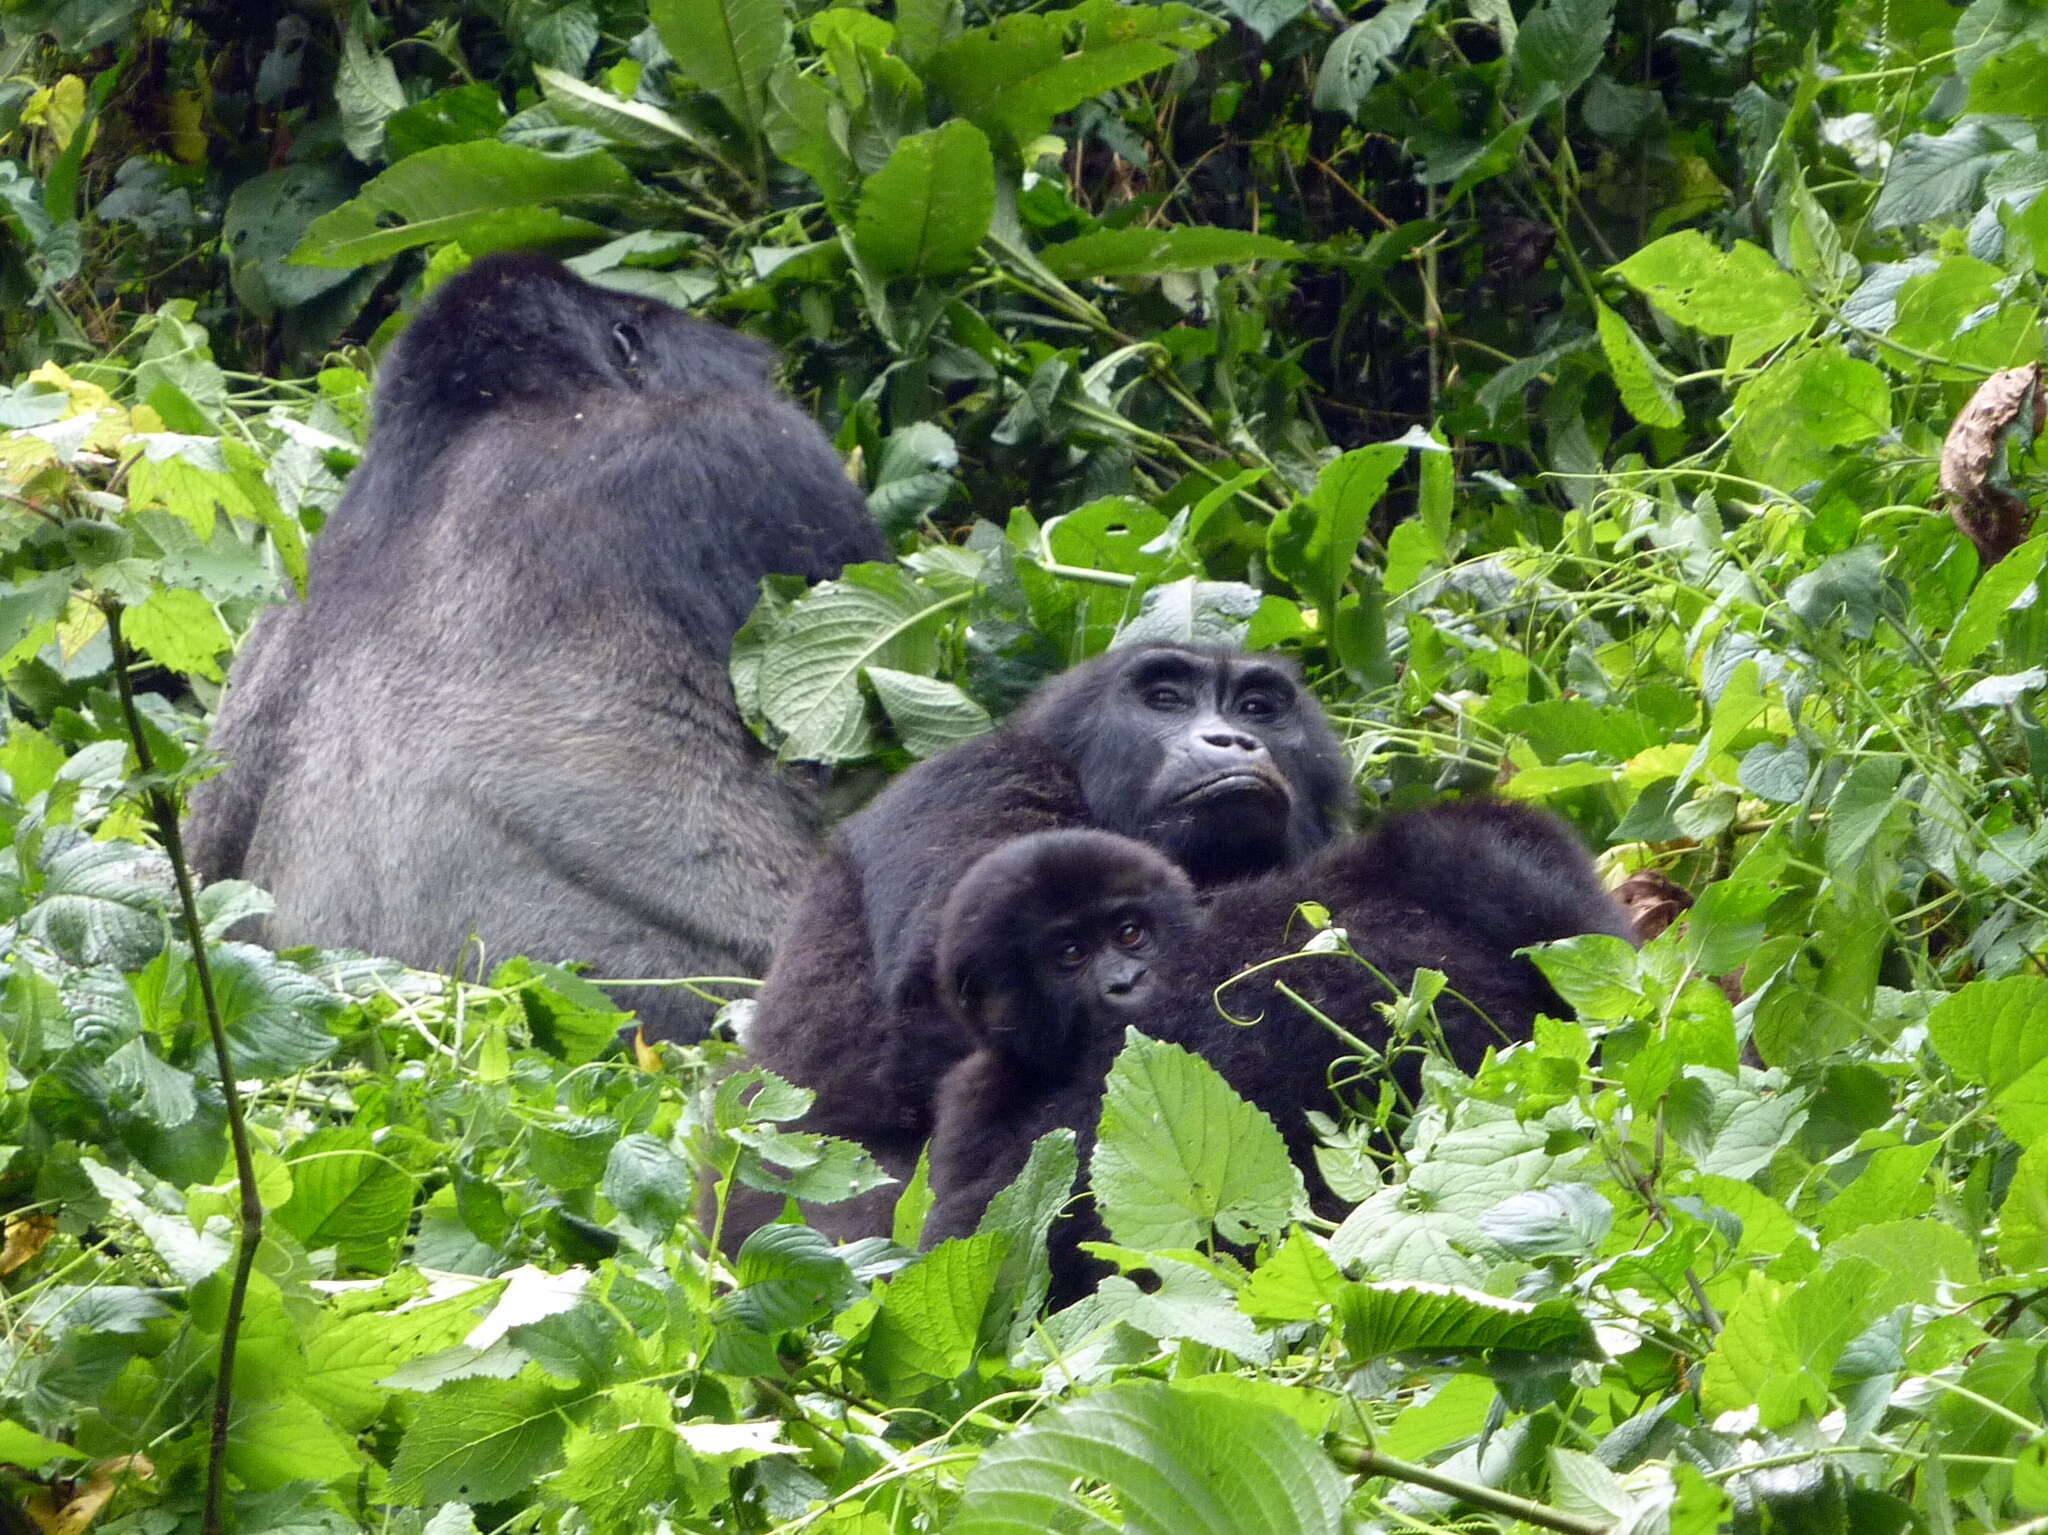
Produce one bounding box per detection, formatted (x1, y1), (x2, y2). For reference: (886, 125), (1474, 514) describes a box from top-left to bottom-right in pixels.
(1336, 1280), (1601, 1362)
(866, 666), (992, 757)
(1595, 298), (1682, 428)
(206, 943), (343, 1078)
(20, 836), (172, 969)
(1871, 122), (2009, 230)
(1700, 1260), (1880, 1428)
(387, 1369), (573, 1505)
(123, 586), (231, 681)
(854, 120), (994, 279)
(1731, 343), (1893, 488)
(756, 563), (965, 761)
(337, 30), (404, 163)
(952, 1380), (1350, 1535)
(862, 1233), (1003, 1396)
(601, 1133), (691, 1234)
(1093, 1032), (1304, 1251)
(1039, 225), (1298, 279)
(650, 0), (790, 139)
(303, 1281), (505, 1431)
(276, 1125), (417, 1258)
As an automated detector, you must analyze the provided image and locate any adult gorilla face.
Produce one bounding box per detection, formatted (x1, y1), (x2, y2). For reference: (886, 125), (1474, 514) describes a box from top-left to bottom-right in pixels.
(1016, 646), (1350, 886)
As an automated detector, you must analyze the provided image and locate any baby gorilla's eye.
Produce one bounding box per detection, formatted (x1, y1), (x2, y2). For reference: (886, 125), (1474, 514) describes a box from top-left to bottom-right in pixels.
(1113, 920), (1147, 948)
(1053, 939), (1090, 969)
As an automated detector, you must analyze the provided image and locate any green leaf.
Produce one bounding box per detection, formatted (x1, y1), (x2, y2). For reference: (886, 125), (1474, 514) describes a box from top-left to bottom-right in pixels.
(954, 1380), (1351, 1535)
(1700, 1260), (1882, 1428)
(1824, 754), (1907, 883)
(932, 2), (1219, 149)
(122, 585), (230, 681)
(1267, 442), (1405, 613)
(1337, 1281), (1601, 1362)
(862, 1233), (1003, 1396)
(303, 1282), (506, 1431)
(1312, 0), (1426, 116)
(336, 29), (404, 163)
(650, 0), (790, 140)
(601, 1133), (692, 1234)
(292, 143), (632, 269)
(1613, 231), (1811, 343)
(1871, 122), (2010, 229)
(1092, 1031), (1304, 1251)
(1039, 224), (1298, 279)
(975, 1129), (1080, 1327)
(0, 1421), (79, 1470)
(532, 64), (698, 149)
(754, 563), (966, 761)
(276, 1125), (417, 1260)
(854, 120), (994, 279)
(1736, 345), (1892, 489)
(387, 1368), (574, 1504)
(1117, 577), (1264, 648)
(207, 943), (344, 1078)
(1513, 0), (1613, 101)
(20, 837), (171, 970)
(1595, 298), (1682, 428)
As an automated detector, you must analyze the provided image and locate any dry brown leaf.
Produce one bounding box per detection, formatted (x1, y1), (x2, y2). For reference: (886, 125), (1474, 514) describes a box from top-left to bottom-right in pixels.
(1940, 361), (2045, 563)
(0, 1214), (55, 1276)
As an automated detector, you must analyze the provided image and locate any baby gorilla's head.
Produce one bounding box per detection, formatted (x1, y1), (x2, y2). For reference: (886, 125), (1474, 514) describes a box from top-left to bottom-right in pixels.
(936, 830), (1198, 1086)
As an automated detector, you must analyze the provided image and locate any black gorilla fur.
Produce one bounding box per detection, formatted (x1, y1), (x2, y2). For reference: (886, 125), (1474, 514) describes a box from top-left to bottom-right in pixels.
(923, 803), (1634, 1303)
(189, 254), (886, 1039)
(923, 831), (1198, 1276)
(739, 645), (1350, 1235)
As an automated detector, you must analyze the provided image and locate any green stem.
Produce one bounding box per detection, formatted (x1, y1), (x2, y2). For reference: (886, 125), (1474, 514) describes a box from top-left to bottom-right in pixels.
(105, 605), (260, 1535)
(1330, 1440), (1610, 1535)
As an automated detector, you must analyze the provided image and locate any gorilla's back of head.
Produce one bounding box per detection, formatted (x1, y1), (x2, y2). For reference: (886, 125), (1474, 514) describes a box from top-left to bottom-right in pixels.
(369, 254), (779, 467)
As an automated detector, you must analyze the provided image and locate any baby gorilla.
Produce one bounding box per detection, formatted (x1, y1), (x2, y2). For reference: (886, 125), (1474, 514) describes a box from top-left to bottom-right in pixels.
(924, 831), (1198, 1291)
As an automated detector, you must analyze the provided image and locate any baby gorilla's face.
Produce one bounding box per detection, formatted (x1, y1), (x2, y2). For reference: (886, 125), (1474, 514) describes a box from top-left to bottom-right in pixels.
(938, 829), (1201, 1085)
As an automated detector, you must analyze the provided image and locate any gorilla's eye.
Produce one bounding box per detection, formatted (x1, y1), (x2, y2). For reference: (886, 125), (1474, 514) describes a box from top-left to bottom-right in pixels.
(1238, 691), (1284, 719)
(1113, 920), (1147, 949)
(610, 321), (643, 370)
(1142, 685), (1188, 711)
(1052, 938), (1090, 969)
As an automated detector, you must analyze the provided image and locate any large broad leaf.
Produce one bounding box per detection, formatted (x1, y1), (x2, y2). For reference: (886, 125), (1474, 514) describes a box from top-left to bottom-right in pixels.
(1267, 441), (1407, 614)
(532, 65), (698, 149)
(931, 2), (1219, 150)
(1613, 231), (1811, 343)
(865, 666), (992, 757)
(20, 835), (172, 970)
(752, 563), (967, 761)
(292, 143), (632, 268)
(1595, 298), (1682, 428)
(860, 1233), (1004, 1397)
(1513, 0), (1613, 102)
(387, 1368), (575, 1504)
(1871, 122), (2011, 230)
(1730, 343), (1891, 489)
(1312, 0), (1426, 116)
(1092, 1031), (1304, 1251)
(952, 1380), (1350, 1535)
(1335, 1280), (1602, 1363)
(1039, 225), (1298, 279)
(853, 120), (994, 279)
(649, 0), (790, 140)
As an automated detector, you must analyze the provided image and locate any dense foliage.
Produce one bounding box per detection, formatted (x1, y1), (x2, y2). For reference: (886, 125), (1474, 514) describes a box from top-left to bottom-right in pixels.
(2, 0), (2048, 1530)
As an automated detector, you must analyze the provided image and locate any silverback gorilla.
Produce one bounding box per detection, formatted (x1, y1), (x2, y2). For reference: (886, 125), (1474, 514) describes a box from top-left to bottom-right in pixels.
(924, 807), (1635, 1301)
(189, 255), (886, 1039)
(740, 645), (1353, 1231)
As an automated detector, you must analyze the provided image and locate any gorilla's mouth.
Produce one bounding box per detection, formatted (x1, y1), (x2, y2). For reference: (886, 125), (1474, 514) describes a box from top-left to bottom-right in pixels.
(1173, 770), (1285, 806)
